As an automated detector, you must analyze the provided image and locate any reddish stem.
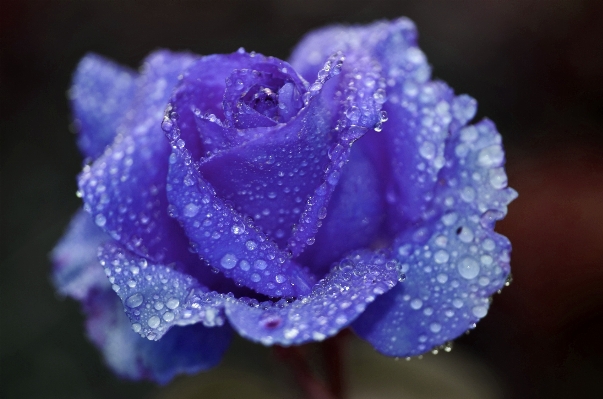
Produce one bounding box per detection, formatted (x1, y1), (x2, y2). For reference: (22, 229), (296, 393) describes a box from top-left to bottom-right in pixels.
(274, 331), (348, 399)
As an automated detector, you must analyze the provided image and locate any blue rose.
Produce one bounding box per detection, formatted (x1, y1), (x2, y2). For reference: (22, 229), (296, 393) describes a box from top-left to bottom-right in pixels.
(52, 18), (516, 383)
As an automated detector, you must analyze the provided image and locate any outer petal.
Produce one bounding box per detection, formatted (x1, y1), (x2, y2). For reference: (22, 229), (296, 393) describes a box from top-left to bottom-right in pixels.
(52, 212), (230, 383)
(78, 52), (195, 261)
(224, 250), (400, 346)
(51, 209), (110, 300)
(70, 54), (137, 160)
(352, 119), (517, 356)
(164, 120), (315, 297)
(99, 241), (230, 341)
(296, 145), (384, 276)
(290, 18), (475, 230)
(85, 289), (231, 384)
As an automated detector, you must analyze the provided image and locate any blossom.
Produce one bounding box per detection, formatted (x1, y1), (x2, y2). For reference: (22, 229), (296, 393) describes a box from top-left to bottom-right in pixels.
(52, 18), (516, 383)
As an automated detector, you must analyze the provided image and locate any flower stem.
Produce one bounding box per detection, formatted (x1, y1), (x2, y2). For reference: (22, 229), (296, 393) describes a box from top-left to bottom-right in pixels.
(274, 331), (348, 399)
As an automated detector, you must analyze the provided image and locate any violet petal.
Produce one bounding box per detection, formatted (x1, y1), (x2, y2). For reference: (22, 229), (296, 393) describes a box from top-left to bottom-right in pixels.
(225, 250), (400, 346)
(352, 119), (517, 356)
(84, 289), (231, 384)
(70, 54), (137, 160)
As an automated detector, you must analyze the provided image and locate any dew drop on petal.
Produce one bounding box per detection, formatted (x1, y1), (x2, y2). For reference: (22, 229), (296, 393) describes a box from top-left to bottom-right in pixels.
(410, 299), (423, 310)
(183, 203), (200, 217)
(472, 305), (488, 318)
(163, 311), (175, 322)
(220, 253), (238, 269)
(166, 298), (180, 309)
(458, 257), (480, 279)
(147, 316), (160, 329)
(125, 293), (143, 308)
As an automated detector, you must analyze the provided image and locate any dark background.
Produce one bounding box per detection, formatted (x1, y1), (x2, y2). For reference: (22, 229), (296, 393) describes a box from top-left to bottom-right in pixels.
(2, 1), (602, 398)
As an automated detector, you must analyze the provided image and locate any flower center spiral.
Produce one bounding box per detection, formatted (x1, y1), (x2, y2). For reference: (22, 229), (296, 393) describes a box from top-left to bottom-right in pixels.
(223, 63), (306, 129)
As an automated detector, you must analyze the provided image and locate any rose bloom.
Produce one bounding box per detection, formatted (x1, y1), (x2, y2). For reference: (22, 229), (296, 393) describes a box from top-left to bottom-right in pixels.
(52, 18), (516, 383)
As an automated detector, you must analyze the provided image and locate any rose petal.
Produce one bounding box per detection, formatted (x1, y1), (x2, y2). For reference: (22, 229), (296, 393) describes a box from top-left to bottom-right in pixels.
(296, 145), (384, 276)
(352, 118), (517, 356)
(222, 61), (306, 128)
(78, 52), (194, 261)
(166, 51), (307, 160)
(84, 289), (231, 384)
(164, 127), (315, 297)
(285, 53), (385, 259)
(99, 241), (230, 341)
(224, 250), (400, 346)
(197, 91), (335, 250)
(51, 209), (111, 300)
(290, 18), (468, 230)
(70, 54), (137, 160)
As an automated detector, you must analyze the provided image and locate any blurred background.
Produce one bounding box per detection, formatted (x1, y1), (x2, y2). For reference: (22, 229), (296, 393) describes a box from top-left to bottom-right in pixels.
(1, 0), (602, 398)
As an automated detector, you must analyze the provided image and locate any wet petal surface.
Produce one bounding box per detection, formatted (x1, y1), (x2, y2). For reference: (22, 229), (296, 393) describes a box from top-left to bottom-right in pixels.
(84, 289), (231, 384)
(78, 51), (198, 265)
(99, 241), (231, 341)
(164, 122), (315, 297)
(352, 119), (516, 356)
(70, 54), (137, 159)
(225, 250), (400, 346)
(51, 209), (110, 300)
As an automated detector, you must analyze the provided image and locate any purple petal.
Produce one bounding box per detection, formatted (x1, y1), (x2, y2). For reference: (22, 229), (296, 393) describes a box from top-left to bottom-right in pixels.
(166, 51), (306, 160)
(296, 145), (384, 276)
(352, 118), (517, 357)
(222, 60), (306, 128)
(285, 53), (385, 260)
(70, 54), (137, 159)
(51, 209), (110, 300)
(291, 18), (465, 230)
(77, 51), (197, 264)
(84, 289), (231, 384)
(196, 91), (335, 250)
(99, 241), (230, 341)
(225, 250), (400, 346)
(164, 126), (315, 297)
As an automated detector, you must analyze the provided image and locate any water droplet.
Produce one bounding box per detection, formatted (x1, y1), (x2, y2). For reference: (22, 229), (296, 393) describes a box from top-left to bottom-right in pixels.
(254, 259), (267, 270)
(458, 257), (480, 279)
(275, 274), (286, 284)
(239, 259), (250, 271)
(220, 254), (237, 269)
(419, 141), (436, 160)
(147, 316), (160, 329)
(126, 293), (143, 308)
(251, 273), (261, 282)
(434, 250), (449, 264)
(472, 305), (488, 318)
(460, 186), (476, 202)
(436, 273), (448, 283)
(482, 239), (496, 251)
(154, 302), (164, 310)
(231, 223), (245, 235)
(430, 322), (442, 333)
(477, 145), (504, 168)
(163, 311), (175, 322)
(441, 212), (458, 226)
(183, 203), (200, 217)
(489, 167), (507, 189)
(284, 328), (299, 339)
(166, 298), (180, 309)
(458, 226), (474, 243)
(410, 299), (423, 310)
(95, 214), (107, 227)
(132, 323), (141, 333)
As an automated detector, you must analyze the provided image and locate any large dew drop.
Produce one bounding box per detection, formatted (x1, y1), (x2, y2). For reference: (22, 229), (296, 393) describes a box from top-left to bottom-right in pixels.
(125, 292), (143, 308)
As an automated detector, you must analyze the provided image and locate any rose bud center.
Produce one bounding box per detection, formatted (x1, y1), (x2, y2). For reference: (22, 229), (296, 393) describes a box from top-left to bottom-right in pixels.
(223, 63), (305, 129)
